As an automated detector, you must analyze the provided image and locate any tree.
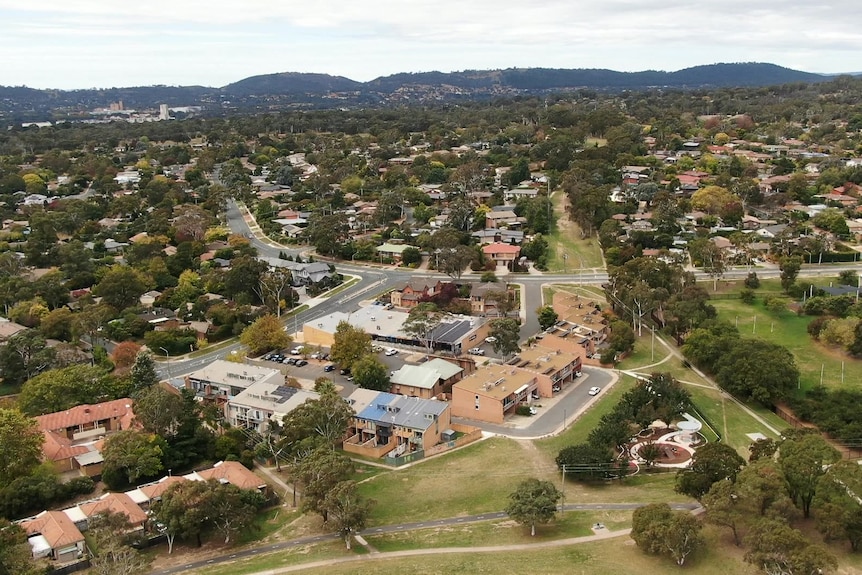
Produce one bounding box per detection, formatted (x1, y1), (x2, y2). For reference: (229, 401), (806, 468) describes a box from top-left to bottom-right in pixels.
(778, 432), (840, 518)
(38, 307), (74, 340)
(323, 480), (373, 550)
(402, 303), (444, 350)
(133, 385), (186, 438)
(240, 314), (292, 356)
(814, 460), (862, 551)
(111, 341), (142, 371)
(505, 478), (563, 536)
(488, 318), (521, 357)
(401, 246), (421, 266)
(714, 340), (798, 406)
(631, 503), (703, 567)
(735, 459), (795, 518)
(255, 267), (295, 318)
(130, 349), (158, 393)
(87, 511), (150, 575)
(744, 518), (837, 575)
(351, 355), (390, 391)
(92, 265), (151, 311)
(330, 321), (371, 371)
(779, 255), (802, 292)
(536, 305), (559, 331)
(295, 447), (354, 521)
(0, 409), (43, 484)
(101, 430), (166, 489)
(702, 479), (745, 546)
(556, 443), (614, 481)
(691, 185), (737, 215)
(0, 518), (43, 575)
(307, 213), (350, 256)
(18, 364), (122, 416)
(0, 328), (55, 387)
(676, 442), (746, 500)
(209, 483), (261, 544)
(280, 389), (355, 449)
(152, 479), (213, 552)
(435, 245), (474, 279)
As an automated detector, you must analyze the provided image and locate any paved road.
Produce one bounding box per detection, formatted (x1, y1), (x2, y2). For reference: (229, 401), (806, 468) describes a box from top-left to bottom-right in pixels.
(148, 501), (700, 575)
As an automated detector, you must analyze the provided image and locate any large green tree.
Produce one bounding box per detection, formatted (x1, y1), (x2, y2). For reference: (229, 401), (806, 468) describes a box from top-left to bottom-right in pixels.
(744, 518), (837, 575)
(240, 314), (292, 356)
(0, 409), (43, 484)
(92, 265), (151, 311)
(676, 442), (746, 500)
(323, 480), (373, 550)
(101, 430), (166, 489)
(294, 447), (354, 522)
(505, 478), (563, 536)
(488, 317), (521, 357)
(631, 503), (704, 567)
(18, 364), (125, 416)
(330, 321), (371, 372)
(351, 355), (390, 392)
(778, 432), (840, 518)
(813, 460), (862, 551)
(0, 518), (42, 575)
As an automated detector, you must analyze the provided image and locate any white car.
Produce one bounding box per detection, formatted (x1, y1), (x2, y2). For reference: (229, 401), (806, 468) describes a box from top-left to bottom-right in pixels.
(468, 347), (485, 356)
(484, 336), (497, 344)
(385, 348), (398, 356)
(528, 406), (538, 416)
(588, 386), (602, 396)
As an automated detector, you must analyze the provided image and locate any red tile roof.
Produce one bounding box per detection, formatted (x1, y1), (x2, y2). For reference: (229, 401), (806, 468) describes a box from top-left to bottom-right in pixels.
(481, 242), (521, 255)
(78, 493), (147, 526)
(35, 399), (135, 433)
(21, 511), (84, 548)
(198, 461), (267, 490)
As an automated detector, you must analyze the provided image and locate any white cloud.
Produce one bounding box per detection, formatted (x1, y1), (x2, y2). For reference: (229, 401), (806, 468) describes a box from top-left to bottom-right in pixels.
(1, 1), (861, 88)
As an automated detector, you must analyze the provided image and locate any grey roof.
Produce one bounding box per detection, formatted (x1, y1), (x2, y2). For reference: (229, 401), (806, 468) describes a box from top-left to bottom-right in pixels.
(390, 359), (463, 389)
(427, 319), (475, 344)
(351, 390), (448, 432)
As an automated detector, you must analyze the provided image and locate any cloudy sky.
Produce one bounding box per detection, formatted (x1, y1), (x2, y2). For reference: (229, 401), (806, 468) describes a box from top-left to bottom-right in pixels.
(2, 1), (860, 90)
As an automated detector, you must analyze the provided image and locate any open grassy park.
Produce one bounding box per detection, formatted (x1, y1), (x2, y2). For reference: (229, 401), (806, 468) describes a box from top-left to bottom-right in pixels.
(546, 191), (605, 273)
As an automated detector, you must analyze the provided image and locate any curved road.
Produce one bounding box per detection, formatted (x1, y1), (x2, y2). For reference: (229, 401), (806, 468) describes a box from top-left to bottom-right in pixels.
(149, 502), (700, 575)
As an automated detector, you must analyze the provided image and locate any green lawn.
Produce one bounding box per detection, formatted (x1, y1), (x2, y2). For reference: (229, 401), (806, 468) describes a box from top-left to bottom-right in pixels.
(712, 297), (862, 393)
(546, 192), (605, 272)
(356, 437), (552, 527)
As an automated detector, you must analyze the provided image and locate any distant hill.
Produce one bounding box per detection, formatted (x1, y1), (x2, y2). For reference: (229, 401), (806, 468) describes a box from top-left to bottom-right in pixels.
(0, 62), (840, 120)
(222, 72), (362, 96)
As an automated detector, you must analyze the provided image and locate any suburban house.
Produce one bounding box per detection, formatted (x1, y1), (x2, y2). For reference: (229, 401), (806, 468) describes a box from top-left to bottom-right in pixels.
(185, 360), (284, 405)
(138, 290), (162, 308)
(389, 358), (464, 399)
(225, 380), (319, 433)
(261, 257), (335, 286)
(342, 389), (451, 459)
(35, 398), (136, 475)
(506, 348), (581, 397)
(451, 364), (538, 424)
(197, 460), (269, 492)
(20, 510), (85, 562)
(472, 228), (524, 245)
(485, 209), (522, 229)
(65, 492), (148, 534)
(389, 279), (442, 308)
(376, 242), (414, 261)
(0, 317), (27, 343)
(469, 282), (510, 315)
(482, 242), (521, 267)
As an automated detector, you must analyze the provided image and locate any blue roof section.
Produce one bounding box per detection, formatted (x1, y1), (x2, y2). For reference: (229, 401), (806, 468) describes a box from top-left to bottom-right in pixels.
(354, 391), (448, 431)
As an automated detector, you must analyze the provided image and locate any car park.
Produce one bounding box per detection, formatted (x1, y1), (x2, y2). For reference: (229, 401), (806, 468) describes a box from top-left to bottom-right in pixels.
(588, 386), (602, 396)
(468, 347), (485, 355)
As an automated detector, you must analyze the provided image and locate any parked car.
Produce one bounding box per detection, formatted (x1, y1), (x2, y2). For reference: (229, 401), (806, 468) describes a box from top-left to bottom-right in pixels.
(340, 368), (350, 375)
(295, 359), (308, 367)
(588, 386), (602, 396)
(468, 347), (485, 356)
(552, 384), (561, 393)
(372, 346), (383, 353)
(324, 364), (335, 372)
(287, 357), (297, 365)
(290, 347), (303, 355)
(310, 352), (320, 360)
(484, 336), (497, 344)
(385, 348), (398, 356)
(528, 406), (538, 416)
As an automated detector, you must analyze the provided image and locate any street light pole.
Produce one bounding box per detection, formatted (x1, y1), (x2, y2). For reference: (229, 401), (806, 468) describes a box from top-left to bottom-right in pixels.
(159, 347), (170, 380)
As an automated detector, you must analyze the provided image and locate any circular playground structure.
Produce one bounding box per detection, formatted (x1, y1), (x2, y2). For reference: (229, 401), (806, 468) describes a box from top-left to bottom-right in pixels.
(626, 414), (705, 469)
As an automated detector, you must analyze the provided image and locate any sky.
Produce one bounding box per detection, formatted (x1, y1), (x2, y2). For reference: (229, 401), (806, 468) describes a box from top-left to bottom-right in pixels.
(2, 0), (861, 90)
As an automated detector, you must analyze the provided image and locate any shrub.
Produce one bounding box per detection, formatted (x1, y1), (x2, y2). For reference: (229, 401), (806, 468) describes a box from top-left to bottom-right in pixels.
(740, 289), (756, 304)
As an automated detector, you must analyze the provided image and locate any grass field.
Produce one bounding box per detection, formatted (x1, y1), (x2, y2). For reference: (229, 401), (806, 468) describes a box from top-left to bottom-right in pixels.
(546, 192), (605, 272)
(712, 297), (862, 394)
(356, 437), (558, 526)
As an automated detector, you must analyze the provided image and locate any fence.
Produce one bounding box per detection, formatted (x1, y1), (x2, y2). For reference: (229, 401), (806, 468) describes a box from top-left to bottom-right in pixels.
(50, 559), (90, 575)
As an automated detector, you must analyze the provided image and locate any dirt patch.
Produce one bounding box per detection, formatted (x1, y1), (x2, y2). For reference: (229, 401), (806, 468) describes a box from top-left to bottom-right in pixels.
(515, 438), (553, 474)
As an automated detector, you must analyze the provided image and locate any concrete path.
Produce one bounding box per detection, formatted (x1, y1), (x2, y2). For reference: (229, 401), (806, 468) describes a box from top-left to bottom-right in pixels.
(148, 502), (700, 575)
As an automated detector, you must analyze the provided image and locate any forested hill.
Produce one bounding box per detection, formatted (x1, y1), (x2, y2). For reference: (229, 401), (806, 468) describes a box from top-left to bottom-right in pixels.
(227, 62), (828, 94)
(0, 62), (836, 119)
